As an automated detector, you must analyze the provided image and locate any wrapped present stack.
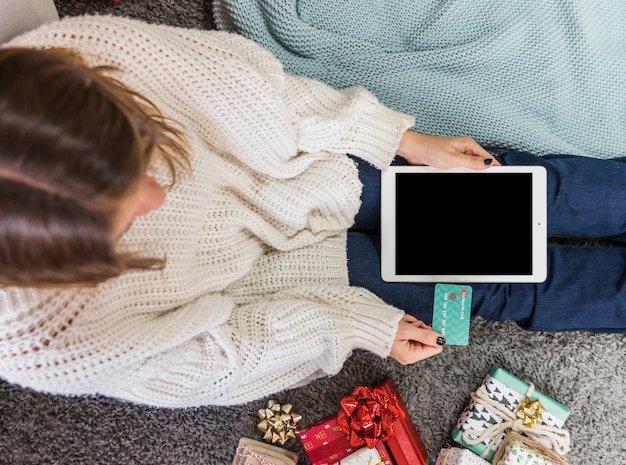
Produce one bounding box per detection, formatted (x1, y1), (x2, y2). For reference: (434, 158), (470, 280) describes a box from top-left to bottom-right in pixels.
(297, 378), (428, 465)
(434, 365), (572, 465)
(296, 415), (392, 465)
(242, 366), (572, 465)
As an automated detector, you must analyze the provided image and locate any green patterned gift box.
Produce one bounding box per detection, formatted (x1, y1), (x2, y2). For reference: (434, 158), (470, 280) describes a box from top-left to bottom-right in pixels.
(451, 366), (570, 462)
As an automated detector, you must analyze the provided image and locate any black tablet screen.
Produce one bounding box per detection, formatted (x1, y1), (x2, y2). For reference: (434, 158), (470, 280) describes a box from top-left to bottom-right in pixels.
(394, 172), (533, 276)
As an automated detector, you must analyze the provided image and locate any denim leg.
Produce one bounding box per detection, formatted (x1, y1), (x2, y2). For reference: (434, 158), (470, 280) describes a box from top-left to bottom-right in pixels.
(347, 230), (435, 322)
(355, 151), (626, 240)
(498, 151), (626, 242)
(470, 243), (626, 333)
(347, 232), (626, 333)
(348, 152), (626, 333)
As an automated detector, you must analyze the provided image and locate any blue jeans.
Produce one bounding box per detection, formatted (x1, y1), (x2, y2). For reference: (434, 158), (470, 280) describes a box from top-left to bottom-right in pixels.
(347, 151), (626, 333)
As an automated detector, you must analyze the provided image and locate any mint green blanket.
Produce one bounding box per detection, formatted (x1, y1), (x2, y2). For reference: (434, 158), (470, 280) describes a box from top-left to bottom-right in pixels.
(213, 1), (625, 159)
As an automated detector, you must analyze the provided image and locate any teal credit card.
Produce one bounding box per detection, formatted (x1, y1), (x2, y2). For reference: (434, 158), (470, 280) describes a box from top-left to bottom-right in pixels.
(432, 283), (473, 346)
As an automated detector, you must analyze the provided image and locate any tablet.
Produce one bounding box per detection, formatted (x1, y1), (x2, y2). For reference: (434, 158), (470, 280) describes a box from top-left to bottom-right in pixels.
(380, 165), (547, 283)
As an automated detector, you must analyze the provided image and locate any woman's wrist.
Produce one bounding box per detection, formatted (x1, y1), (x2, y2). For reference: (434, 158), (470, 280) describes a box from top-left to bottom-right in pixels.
(395, 130), (425, 165)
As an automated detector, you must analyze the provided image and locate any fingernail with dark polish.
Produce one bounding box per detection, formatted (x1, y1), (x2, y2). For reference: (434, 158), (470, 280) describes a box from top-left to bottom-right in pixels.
(436, 336), (446, 346)
(484, 158), (493, 166)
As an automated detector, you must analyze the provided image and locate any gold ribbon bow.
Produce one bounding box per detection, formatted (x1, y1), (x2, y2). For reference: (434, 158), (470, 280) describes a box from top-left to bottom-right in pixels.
(516, 396), (545, 428)
(257, 400), (303, 445)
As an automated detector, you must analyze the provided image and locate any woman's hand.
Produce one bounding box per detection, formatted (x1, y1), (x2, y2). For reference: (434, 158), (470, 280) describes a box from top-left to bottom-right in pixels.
(396, 130), (499, 169)
(389, 314), (445, 364)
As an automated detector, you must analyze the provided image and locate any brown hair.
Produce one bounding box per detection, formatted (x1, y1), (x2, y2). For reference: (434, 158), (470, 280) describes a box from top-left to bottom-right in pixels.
(0, 47), (189, 288)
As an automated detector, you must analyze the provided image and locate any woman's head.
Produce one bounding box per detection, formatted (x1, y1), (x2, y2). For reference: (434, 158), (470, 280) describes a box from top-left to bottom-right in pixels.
(0, 47), (188, 288)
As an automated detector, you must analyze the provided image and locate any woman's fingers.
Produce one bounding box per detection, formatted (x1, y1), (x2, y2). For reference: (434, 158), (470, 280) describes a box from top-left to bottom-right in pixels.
(389, 319), (445, 364)
(402, 314), (433, 330)
(396, 131), (500, 169)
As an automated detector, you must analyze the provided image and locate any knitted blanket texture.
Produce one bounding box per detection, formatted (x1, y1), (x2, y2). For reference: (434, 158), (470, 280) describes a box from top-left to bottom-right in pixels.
(213, 0), (626, 159)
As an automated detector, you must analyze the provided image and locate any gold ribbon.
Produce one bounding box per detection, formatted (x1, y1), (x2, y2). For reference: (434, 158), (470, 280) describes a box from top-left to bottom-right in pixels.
(461, 383), (570, 459)
(257, 400), (303, 445)
(516, 396), (545, 428)
(438, 448), (455, 465)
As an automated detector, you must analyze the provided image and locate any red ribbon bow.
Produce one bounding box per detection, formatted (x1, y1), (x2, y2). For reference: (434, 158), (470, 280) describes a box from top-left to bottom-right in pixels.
(337, 385), (400, 448)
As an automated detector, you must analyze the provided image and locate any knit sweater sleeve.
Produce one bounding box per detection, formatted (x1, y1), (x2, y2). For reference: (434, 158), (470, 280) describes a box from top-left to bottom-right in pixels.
(282, 74), (416, 170)
(0, 278), (403, 408)
(107, 286), (404, 407)
(214, 30), (416, 171)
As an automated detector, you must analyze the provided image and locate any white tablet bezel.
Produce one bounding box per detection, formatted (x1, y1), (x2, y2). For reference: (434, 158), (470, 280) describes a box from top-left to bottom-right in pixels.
(380, 165), (547, 283)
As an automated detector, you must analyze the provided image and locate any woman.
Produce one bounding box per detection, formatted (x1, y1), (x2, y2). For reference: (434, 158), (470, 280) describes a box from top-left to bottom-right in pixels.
(1, 15), (625, 408)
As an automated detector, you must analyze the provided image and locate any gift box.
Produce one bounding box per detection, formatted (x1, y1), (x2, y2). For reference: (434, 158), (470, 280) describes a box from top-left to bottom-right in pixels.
(491, 432), (571, 465)
(435, 447), (491, 465)
(452, 366), (570, 462)
(374, 377), (428, 465)
(338, 447), (384, 465)
(297, 378), (427, 465)
(232, 437), (299, 465)
(297, 415), (392, 465)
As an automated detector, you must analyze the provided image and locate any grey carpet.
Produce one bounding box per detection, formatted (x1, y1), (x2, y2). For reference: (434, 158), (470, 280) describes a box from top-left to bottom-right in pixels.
(1, 1), (625, 464)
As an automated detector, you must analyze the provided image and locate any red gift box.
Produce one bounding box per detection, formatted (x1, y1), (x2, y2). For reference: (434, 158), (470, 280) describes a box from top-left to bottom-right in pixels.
(297, 378), (427, 465)
(377, 378), (428, 465)
(298, 416), (392, 465)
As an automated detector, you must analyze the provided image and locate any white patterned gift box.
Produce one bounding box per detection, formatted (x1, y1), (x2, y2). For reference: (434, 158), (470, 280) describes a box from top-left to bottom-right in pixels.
(492, 432), (571, 465)
(334, 447), (383, 465)
(451, 366), (571, 462)
(435, 447), (490, 465)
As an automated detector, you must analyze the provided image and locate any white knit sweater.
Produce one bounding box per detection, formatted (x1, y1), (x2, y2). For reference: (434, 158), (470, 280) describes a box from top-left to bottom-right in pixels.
(1, 16), (415, 407)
